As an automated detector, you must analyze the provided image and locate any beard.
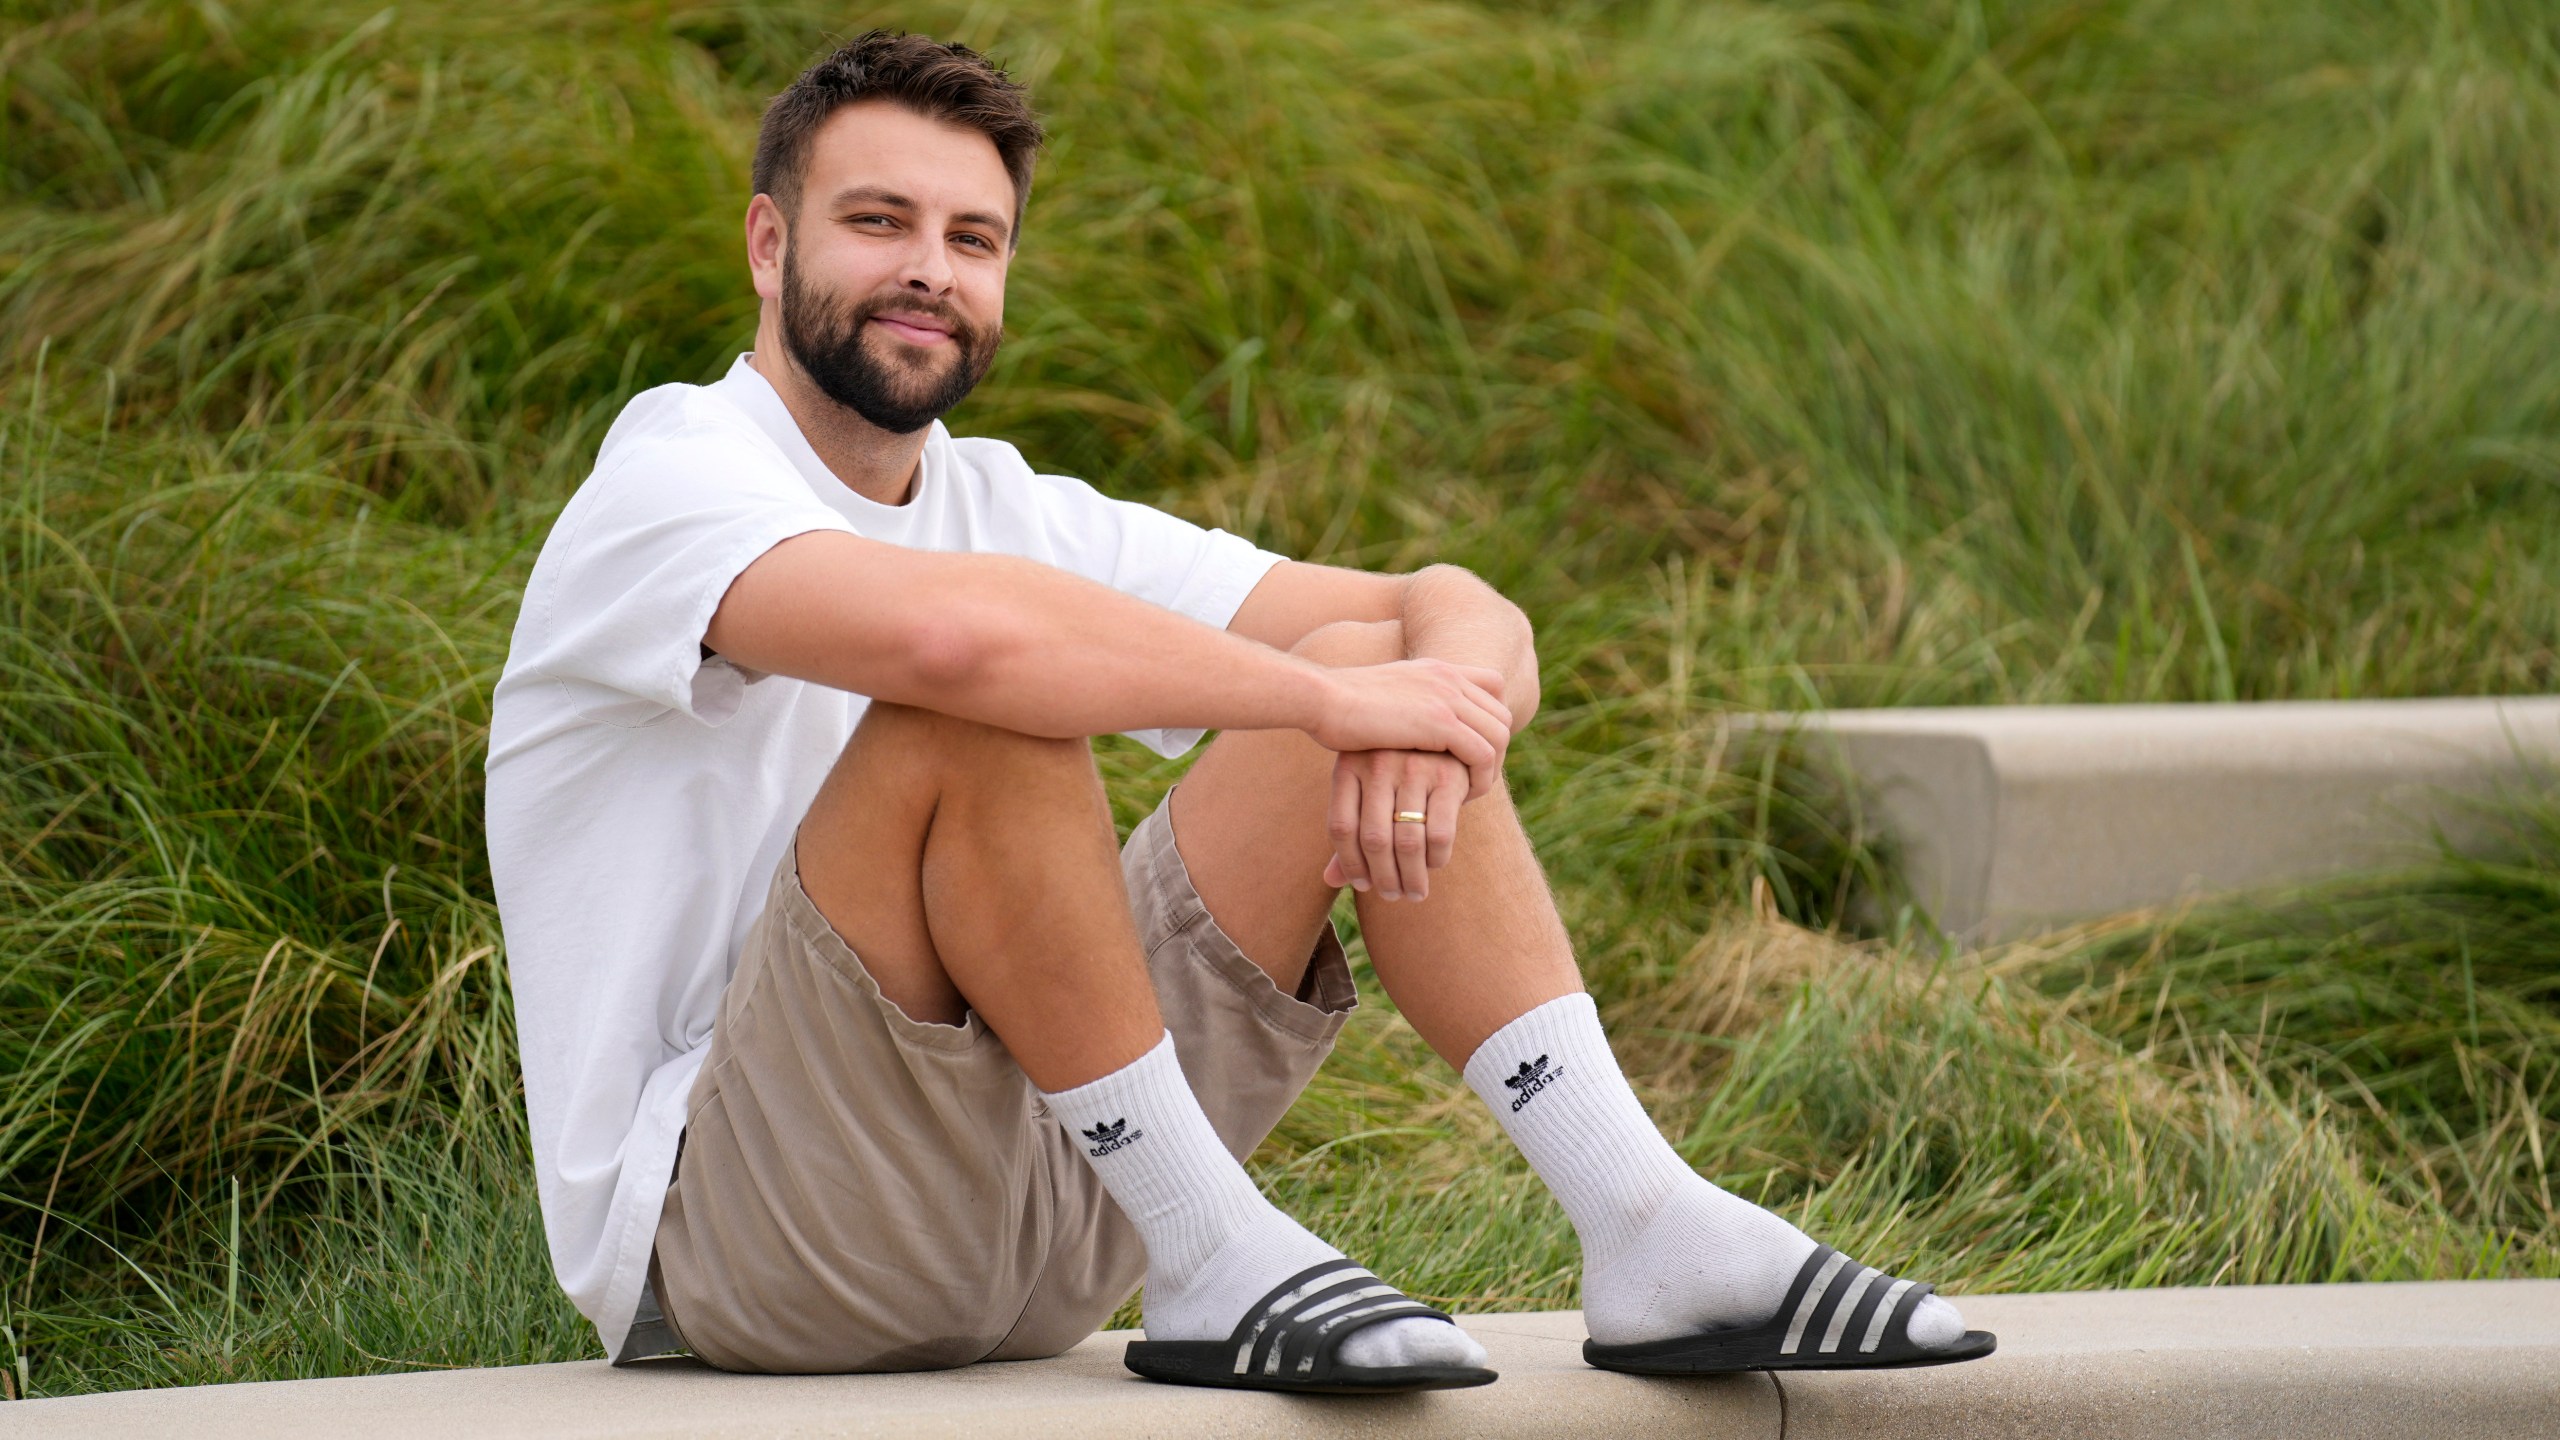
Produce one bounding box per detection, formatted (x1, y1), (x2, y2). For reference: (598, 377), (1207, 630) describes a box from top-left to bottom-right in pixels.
(779, 250), (1001, 435)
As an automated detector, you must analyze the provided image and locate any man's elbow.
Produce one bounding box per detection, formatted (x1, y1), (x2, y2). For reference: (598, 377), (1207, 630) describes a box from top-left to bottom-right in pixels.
(1508, 621), (1542, 734)
(1486, 581), (1540, 734)
(894, 612), (999, 702)
(1426, 562), (1528, 617)
(1419, 564), (1539, 732)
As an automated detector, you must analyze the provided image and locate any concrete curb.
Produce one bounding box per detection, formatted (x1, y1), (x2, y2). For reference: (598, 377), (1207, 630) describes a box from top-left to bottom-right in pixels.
(1752, 697), (2560, 941)
(9, 1280), (2553, 1437)
(2, 1309), (1776, 1438)
(1777, 1279), (2560, 1440)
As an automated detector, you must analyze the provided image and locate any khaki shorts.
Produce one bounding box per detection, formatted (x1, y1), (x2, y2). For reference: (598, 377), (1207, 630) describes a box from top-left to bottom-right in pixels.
(646, 788), (1357, 1374)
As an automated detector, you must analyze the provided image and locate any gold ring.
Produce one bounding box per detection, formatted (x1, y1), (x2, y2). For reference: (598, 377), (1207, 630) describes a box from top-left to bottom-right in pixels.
(1393, 811), (1428, 824)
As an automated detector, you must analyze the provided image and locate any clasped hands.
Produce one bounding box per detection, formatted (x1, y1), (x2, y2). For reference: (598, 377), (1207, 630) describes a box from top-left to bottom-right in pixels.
(1304, 656), (1515, 903)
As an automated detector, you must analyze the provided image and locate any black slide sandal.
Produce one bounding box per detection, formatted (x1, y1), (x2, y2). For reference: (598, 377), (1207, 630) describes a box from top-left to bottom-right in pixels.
(1583, 1244), (1998, 1375)
(1124, 1259), (1500, 1394)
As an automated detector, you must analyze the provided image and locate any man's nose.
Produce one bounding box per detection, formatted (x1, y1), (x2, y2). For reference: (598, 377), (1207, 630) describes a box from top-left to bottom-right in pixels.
(897, 231), (955, 295)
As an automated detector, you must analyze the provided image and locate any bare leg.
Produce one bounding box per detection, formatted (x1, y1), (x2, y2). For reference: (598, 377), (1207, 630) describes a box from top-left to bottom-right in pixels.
(796, 700), (1159, 1089)
(1170, 619), (1580, 1068)
(1174, 645), (1974, 1357)
(800, 699), (1488, 1373)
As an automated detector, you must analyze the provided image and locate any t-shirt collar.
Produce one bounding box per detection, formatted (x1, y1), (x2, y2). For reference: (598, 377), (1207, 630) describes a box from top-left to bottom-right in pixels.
(710, 353), (944, 521)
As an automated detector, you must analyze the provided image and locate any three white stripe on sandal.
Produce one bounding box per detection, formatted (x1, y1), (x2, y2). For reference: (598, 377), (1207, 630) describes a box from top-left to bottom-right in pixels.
(1233, 1270), (1348, 1374)
(1780, 1254), (1916, 1356)
(1231, 1266), (1420, 1377)
(1820, 1264), (1881, 1352)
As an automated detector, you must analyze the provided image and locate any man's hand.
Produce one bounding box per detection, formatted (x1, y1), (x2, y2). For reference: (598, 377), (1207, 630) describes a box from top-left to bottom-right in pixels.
(1305, 659), (1510, 902)
(1320, 748), (1472, 900)
(1304, 658), (1512, 792)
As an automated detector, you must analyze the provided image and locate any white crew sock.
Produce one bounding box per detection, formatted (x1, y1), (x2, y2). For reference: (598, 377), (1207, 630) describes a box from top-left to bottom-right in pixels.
(1463, 992), (1964, 1350)
(1039, 1032), (1485, 1372)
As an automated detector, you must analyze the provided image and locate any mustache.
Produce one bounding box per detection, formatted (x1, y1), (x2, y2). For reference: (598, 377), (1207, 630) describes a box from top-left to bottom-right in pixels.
(779, 251), (1002, 434)
(840, 291), (980, 350)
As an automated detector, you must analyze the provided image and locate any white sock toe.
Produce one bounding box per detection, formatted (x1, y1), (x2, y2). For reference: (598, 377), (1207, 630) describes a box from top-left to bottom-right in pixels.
(1336, 1316), (1489, 1371)
(1904, 1294), (1966, 1349)
(1040, 1036), (1480, 1377)
(1467, 994), (1979, 1356)
(1145, 1204), (1485, 1370)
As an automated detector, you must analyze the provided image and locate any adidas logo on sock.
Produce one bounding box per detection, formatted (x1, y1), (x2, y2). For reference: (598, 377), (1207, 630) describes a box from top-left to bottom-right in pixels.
(1081, 1117), (1145, 1157)
(1503, 1054), (1564, 1112)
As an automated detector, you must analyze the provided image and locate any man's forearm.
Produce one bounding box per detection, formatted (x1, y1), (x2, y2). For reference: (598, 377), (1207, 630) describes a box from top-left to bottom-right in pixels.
(709, 534), (1333, 739)
(922, 554), (1340, 737)
(1399, 565), (1539, 732)
(710, 534), (1514, 773)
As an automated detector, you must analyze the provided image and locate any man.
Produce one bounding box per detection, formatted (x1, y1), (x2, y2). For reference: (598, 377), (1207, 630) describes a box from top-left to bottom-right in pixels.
(487, 31), (1992, 1392)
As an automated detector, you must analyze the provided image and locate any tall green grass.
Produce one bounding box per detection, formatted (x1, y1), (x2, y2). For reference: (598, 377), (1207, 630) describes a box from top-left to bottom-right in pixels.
(0, 0), (2553, 1397)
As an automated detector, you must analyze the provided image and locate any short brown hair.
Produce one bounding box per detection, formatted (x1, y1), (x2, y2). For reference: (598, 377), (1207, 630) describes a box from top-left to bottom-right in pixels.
(752, 31), (1044, 237)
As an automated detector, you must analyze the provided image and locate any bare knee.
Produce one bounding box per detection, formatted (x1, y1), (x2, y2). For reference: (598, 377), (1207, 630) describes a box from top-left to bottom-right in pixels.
(1289, 618), (1404, 668)
(855, 701), (1091, 772)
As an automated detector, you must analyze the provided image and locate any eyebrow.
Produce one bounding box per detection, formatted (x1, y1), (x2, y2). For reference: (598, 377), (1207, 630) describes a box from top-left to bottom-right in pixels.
(828, 184), (1012, 245)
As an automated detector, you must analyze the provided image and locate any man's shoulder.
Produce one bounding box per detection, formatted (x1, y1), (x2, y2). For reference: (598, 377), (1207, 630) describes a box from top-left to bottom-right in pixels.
(518, 382), (817, 597)
(541, 383), (810, 542)
(594, 380), (787, 478)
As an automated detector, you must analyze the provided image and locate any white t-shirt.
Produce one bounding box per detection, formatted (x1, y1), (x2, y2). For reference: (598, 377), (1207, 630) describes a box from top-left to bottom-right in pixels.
(485, 355), (1284, 1357)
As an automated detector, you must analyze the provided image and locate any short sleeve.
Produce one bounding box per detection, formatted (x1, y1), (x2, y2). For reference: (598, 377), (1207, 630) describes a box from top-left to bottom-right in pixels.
(519, 428), (858, 728)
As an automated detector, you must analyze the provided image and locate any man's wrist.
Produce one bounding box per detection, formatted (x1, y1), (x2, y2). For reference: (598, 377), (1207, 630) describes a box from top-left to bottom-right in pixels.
(1288, 657), (1341, 736)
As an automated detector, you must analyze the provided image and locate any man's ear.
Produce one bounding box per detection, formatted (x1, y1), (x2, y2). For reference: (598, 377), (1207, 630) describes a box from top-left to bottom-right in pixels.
(746, 193), (789, 302)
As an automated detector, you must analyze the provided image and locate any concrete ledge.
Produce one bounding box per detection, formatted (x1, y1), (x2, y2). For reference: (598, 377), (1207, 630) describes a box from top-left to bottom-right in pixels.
(1782, 1279), (2560, 1440)
(12, 1281), (2554, 1438)
(1760, 696), (2560, 941)
(4, 1310), (1775, 1439)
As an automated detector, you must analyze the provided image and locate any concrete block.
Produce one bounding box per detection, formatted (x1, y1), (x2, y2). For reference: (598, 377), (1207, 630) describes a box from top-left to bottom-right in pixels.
(1781, 1279), (2560, 1440)
(1761, 697), (2560, 941)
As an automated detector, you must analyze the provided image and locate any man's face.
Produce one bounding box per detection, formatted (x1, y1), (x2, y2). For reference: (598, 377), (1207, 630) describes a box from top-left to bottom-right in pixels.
(771, 100), (1015, 434)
